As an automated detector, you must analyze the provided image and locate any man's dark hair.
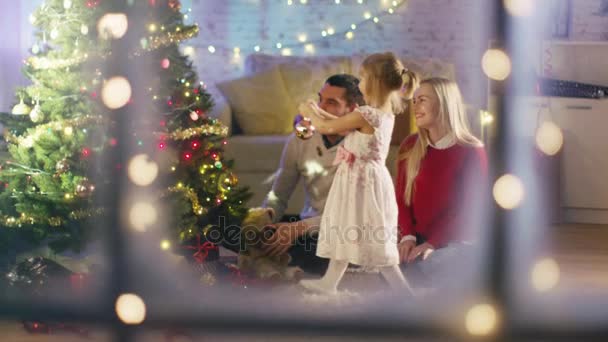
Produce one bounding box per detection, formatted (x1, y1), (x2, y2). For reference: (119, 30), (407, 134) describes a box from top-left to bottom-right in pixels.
(325, 74), (365, 106)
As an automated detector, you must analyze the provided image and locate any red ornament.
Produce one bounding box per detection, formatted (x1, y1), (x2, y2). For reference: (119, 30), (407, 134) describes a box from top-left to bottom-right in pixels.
(167, 100), (173, 106)
(81, 148), (91, 158)
(86, 0), (100, 8)
(161, 58), (170, 69)
(158, 142), (166, 149)
(160, 120), (166, 127)
(191, 141), (200, 149)
(193, 88), (199, 94)
(168, 0), (181, 10)
(109, 138), (118, 146)
(183, 152), (192, 161)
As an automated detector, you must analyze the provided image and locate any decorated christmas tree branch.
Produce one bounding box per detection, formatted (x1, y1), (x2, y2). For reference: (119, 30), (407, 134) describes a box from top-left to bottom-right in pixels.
(27, 25), (199, 70)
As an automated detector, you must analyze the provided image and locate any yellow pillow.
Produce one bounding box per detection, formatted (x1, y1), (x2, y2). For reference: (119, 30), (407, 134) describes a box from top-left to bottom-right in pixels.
(217, 67), (297, 135)
(278, 57), (352, 104)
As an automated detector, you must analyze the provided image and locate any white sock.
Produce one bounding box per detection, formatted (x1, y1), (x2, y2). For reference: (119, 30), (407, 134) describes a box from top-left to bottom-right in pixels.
(380, 264), (414, 294)
(300, 259), (348, 294)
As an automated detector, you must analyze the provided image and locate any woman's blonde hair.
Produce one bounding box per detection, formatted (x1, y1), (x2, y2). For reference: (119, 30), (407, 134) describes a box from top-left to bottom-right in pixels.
(360, 52), (419, 114)
(400, 77), (483, 205)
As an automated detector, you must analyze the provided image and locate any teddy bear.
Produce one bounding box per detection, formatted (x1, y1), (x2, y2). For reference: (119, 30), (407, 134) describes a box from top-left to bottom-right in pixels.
(237, 207), (303, 282)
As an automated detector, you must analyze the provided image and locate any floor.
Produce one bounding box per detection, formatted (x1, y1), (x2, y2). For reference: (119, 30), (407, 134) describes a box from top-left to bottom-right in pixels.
(1, 223), (606, 341)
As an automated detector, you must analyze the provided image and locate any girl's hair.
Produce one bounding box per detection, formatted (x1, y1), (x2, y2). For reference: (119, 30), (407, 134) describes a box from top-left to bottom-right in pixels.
(360, 52), (419, 114)
(400, 77), (483, 205)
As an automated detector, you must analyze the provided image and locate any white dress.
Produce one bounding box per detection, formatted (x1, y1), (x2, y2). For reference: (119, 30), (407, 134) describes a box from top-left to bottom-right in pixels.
(316, 106), (399, 266)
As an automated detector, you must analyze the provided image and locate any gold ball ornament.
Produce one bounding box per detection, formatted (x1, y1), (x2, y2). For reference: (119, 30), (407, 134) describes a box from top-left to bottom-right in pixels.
(75, 179), (95, 197)
(12, 99), (32, 115)
(56, 159), (70, 173)
(218, 172), (238, 192)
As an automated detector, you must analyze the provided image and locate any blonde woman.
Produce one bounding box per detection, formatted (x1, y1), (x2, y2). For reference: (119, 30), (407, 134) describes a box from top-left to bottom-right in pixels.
(298, 52), (418, 294)
(396, 78), (488, 278)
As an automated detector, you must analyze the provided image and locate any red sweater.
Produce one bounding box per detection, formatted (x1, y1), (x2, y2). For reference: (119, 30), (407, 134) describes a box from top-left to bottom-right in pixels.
(395, 134), (488, 248)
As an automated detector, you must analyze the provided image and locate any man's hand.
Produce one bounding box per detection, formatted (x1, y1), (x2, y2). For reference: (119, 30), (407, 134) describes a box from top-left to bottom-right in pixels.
(406, 242), (434, 263)
(261, 222), (307, 257)
(398, 240), (416, 264)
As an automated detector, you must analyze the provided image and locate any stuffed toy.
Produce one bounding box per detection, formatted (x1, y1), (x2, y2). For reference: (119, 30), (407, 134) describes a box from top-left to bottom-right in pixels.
(238, 207), (303, 282)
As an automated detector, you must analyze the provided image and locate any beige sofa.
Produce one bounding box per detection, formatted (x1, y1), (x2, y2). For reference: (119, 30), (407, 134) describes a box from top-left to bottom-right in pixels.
(213, 53), (455, 215)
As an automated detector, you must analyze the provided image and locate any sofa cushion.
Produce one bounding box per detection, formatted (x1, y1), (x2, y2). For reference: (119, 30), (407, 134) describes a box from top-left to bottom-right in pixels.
(245, 54), (353, 104)
(224, 135), (290, 172)
(217, 66), (297, 135)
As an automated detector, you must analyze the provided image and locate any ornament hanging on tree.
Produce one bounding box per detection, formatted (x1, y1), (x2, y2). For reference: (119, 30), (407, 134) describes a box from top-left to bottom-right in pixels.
(168, 0), (181, 11)
(55, 159), (70, 174)
(75, 178), (95, 197)
(86, 0), (101, 8)
(218, 172), (237, 193)
(189, 111), (199, 121)
(11, 99), (31, 115)
(29, 102), (45, 123)
(50, 28), (59, 40)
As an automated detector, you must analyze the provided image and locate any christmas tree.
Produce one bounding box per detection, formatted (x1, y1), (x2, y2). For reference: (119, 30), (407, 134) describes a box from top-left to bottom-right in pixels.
(0, 0), (250, 264)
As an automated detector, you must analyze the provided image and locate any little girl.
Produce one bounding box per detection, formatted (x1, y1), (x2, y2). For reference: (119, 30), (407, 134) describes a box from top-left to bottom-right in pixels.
(299, 52), (418, 294)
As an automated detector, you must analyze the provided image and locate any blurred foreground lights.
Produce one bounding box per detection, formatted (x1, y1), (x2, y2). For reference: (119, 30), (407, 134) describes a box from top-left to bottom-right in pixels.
(480, 110), (494, 125)
(482, 49), (511, 81)
(115, 294), (146, 325)
(97, 13), (128, 40)
(128, 154), (159, 186)
(493, 174), (524, 209)
(504, 0), (535, 17)
(129, 202), (157, 232)
(160, 239), (171, 250)
(465, 303), (498, 337)
(304, 44), (315, 54)
(102, 77), (131, 109)
(536, 121), (564, 156)
(531, 258), (560, 292)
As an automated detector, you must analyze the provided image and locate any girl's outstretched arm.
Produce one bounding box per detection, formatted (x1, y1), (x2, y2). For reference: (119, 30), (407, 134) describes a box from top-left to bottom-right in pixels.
(306, 102), (372, 135)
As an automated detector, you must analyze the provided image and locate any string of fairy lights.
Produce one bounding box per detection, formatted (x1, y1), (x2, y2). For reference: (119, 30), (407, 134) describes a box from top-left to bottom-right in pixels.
(182, 0), (408, 58)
